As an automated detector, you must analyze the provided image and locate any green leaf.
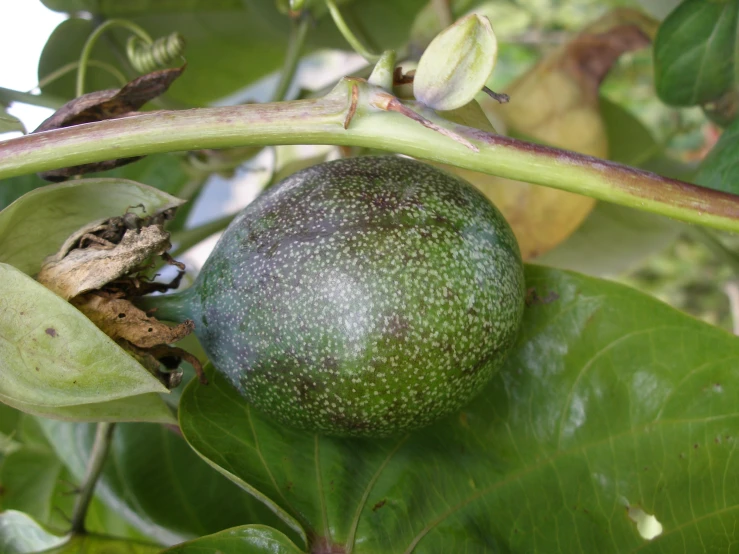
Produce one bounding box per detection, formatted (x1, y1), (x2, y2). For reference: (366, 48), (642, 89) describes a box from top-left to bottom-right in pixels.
(0, 174), (48, 213)
(162, 525), (305, 553)
(0, 178), (183, 276)
(0, 263), (173, 423)
(44, 535), (161, 554)
(0, 415), (149, 538)
(38, 2), (426, 106)
(0, 509), (160, 554)
(0, 434), (72, 529)
(37, 420), (302, 547)
(536, 203), (680, 276)
(638, 0), (682, 19)
(0, 510), (66, 553)
(694, 115), (739, 194)
(654, 0), (739, 106)
(0, 109), (24, 135)
(180, 265), (739, 552)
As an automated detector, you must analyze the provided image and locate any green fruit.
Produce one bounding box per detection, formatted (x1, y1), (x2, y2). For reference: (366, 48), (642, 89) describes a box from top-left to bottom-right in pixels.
(154, 156), (525, 437)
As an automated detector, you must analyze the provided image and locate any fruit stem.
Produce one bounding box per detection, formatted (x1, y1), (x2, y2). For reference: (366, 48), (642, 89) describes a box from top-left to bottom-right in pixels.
(169, 213), (236, 258)
(136, 289), (195, 323)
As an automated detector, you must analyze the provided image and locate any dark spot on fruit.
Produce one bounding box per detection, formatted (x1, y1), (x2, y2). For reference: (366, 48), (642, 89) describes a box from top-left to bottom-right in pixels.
(372, 499), (386, 512)
(148, 328), (153, 332)
(286, 481), (293, 492)
(118, 313), (126, 318)
(35, 367), (39, 372)
(45, 328), (57, 338)
(694, 443), (699, 449)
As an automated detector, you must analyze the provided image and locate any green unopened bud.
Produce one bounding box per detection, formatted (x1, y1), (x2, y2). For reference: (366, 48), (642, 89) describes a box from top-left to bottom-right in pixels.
(413, 14), (498, 112)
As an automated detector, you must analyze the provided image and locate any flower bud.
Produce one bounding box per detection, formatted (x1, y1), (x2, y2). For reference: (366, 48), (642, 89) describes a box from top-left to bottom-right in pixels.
(413, 14), (498, 111)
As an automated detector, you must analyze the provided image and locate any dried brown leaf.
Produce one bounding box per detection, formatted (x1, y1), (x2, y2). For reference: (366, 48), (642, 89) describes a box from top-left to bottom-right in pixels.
(72, 292), (193, 349)
(37, 222), (172, 300)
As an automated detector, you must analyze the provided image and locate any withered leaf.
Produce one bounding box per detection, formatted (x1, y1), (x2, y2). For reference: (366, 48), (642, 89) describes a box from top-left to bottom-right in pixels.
(72, 292), (194, 350)
(34, 66), (185, 181)
(37, 222), (172, 300)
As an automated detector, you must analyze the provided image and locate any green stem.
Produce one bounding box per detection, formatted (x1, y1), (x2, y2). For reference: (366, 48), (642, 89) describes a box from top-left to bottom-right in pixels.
(271, 15), (311, 102)
(136, 289), (195, 322)
(77, 19), (152, 97)
(0, 80), (738, 233)
(325, 0), (381, 62)
(0, 87), (65, 110)
(70, 422), (115, 534)
(169, 213), (236, 257)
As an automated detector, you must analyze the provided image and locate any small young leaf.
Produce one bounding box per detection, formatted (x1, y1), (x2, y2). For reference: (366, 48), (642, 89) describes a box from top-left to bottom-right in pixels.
(414, 14), (498, 111)
(0, 263), (170, 420)
(0, 178), (183, 276)
(162, 525), (305, 553)
(654, 0), (739, 106)
(179, 265), (739, 553)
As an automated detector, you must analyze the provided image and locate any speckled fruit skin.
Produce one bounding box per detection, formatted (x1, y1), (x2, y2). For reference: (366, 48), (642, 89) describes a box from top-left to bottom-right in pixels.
(186, 156), (525, 437)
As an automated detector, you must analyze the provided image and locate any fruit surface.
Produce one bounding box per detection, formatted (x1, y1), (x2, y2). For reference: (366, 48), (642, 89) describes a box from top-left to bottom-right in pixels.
(183, 156), (525, 436)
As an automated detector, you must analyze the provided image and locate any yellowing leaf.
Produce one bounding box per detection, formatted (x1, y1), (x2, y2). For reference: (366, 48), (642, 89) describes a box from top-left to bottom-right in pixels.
(445, 10), (653, 259)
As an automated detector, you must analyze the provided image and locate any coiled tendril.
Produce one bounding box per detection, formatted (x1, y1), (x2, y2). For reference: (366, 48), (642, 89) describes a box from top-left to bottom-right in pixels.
(127, 33), (186, 73)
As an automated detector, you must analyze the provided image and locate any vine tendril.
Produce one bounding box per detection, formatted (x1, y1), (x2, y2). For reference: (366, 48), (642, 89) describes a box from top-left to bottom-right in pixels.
(127, 33), (186, 73)
(76, 19), (153, 97)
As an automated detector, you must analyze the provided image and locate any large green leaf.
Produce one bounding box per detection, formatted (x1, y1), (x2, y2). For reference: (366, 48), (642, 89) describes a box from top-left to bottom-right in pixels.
(0, 263), (173, 423)
(0, 178), (183, 276)
(37, 420), (302, 547)
(0, 174), (48, 213)
(179, 265), (739, 552)
(162, 525), (304, 553)
(654, 0), (739, 106)
(694, 115), (739, 194)
(39, 1), (426, 106)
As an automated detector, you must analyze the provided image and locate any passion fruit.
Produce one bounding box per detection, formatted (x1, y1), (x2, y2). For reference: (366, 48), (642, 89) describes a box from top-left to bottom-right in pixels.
(152, 156), (525, 436)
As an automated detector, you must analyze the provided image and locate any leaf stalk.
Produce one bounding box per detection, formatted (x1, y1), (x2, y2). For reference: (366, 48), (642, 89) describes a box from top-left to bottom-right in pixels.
(69, 422), (116, 534)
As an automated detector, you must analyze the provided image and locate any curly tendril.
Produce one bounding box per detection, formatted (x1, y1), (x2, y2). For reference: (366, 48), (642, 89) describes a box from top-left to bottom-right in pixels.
(127, 33), (186, 73)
